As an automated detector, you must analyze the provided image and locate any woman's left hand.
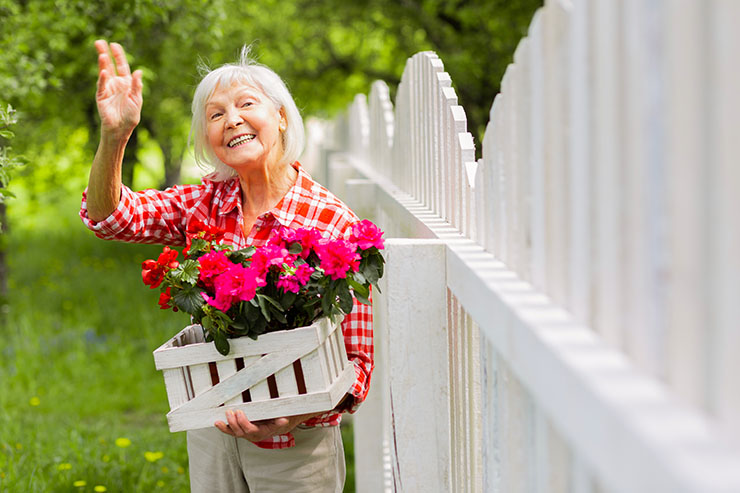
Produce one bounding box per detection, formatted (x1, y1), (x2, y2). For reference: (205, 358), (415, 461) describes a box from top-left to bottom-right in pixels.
(215, 410), (322, 442)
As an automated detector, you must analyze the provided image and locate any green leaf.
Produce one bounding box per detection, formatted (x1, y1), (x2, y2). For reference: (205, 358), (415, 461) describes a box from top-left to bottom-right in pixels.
(0, 130), (13, 139)
(228, 246), (255, 263)
(259, 294), (285, 312)
(362, 261), (379, 285)
(271, 308), (288, 324)
(287, 242), (303, 255)
(353, 271), (367, 284)
(252, 316), (267, 335)
(354, 290), (371, 305)
(213, 331), (231, 356)
(280, 291), (297, 309)
(256, 294), (271, 322)
(321, 291), (332, 315)
(170, 259), (200, 285)
(243, 301), (260, 322)
(347, 277), (369, 298)
(377, 254), (385, 279)
(338, 285), (354, 314)
(173, 286), (205, 313)
(187, 238), (210, 257)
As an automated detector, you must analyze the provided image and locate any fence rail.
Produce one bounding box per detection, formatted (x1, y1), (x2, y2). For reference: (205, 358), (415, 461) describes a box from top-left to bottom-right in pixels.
(309, 1), (740, 491)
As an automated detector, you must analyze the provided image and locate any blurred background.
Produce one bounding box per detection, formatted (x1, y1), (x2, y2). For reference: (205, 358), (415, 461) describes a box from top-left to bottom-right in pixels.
(0, 0), (539, 491)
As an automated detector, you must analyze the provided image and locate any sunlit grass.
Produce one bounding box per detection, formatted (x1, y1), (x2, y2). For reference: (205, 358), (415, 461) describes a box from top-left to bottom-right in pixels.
(0, 199), (190, 491)
(0, 198), (355, 492)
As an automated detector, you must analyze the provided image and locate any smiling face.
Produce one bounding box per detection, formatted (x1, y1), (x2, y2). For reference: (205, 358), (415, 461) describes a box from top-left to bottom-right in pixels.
(205, 82), (286, 173)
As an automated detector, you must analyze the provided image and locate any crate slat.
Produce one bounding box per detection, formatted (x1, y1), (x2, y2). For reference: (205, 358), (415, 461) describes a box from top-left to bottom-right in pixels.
(215, 359), (241, 406)
(154, 324), (321, 370)
(167, 364), (356, 432)
(275, 363), (300, 398)
(153, 317), (353, 432)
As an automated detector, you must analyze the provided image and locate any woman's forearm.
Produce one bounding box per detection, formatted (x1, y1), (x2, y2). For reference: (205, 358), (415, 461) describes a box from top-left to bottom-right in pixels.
(86, 131), (128, 222)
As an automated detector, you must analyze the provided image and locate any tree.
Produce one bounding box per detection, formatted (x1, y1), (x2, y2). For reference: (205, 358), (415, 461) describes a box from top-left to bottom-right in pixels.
(1, 0), (539, 198)
(0, 103), (24, 300)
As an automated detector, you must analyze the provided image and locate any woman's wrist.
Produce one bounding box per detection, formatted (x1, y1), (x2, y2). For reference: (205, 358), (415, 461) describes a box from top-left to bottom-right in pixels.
(100, 126), (133, 145)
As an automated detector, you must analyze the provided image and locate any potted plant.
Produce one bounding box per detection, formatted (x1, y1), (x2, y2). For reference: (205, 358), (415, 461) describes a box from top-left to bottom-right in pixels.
(146, 220), (385, 432)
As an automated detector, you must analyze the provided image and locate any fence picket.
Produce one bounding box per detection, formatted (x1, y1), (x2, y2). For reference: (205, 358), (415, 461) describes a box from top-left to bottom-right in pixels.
(325, 1), (740, 490)
(591, 0), (623, 349)
(708, 0), (740, 441)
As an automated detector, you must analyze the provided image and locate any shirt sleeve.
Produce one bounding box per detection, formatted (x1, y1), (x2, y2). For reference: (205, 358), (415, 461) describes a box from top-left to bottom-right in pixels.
(79, 183), (204, 246)
(340, 293), (374, 413)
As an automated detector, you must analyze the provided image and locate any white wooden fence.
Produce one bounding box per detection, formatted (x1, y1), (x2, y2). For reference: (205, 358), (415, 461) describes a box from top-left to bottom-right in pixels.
(307, 1), (740, 491)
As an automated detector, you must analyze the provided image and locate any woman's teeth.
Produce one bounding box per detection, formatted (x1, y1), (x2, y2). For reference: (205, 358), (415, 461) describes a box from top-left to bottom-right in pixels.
(228, 134), (255, 147)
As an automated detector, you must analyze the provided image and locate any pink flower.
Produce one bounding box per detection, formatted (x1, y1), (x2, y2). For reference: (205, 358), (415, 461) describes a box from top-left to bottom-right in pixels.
(286, 228), (324, 259)
(318, 239), (360, 280)
(350, 220), (385, 250)
(293, 263), (314, 284)
(276, 277), (301, 294)
(250, 245), (294, 276)
(277, 263), (315, 294)
(203, 264), (258, 311)
(198, 250), (232, 288)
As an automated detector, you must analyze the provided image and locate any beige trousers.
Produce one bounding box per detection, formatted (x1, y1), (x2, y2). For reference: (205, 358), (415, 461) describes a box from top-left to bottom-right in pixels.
(187, 425), (346, 493)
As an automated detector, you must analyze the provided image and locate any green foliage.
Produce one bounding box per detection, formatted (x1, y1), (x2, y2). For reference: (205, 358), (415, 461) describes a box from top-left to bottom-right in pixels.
(1, 0), (539, 209)
(0, 207), (190, 491)
(0, 103), (25, 230)
(154, 231), (385, 356)
(0, 201), (356, 491)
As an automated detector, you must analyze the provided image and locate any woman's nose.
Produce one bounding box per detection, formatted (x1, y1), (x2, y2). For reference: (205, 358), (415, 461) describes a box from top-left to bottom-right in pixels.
(225, 109), (244, 128)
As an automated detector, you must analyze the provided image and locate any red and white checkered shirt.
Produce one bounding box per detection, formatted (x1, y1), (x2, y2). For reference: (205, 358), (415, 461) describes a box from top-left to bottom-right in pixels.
(80, 162), (373, 449)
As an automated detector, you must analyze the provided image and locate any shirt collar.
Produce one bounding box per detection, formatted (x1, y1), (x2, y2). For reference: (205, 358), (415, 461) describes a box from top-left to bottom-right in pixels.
(218, 162), (313, 228)
(219, 176), (242, 216)
(270, 162), (313, 228)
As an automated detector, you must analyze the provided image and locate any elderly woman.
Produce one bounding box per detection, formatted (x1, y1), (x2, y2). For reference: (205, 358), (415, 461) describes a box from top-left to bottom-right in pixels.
(80, 40), (373, 493)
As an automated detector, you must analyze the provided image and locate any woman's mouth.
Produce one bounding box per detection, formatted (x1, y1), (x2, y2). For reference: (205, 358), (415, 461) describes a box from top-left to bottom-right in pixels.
(227, 134), (256, 148)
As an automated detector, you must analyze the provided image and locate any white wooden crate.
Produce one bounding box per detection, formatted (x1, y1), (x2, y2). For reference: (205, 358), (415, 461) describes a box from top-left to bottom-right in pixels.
(153, 317), (355, 432)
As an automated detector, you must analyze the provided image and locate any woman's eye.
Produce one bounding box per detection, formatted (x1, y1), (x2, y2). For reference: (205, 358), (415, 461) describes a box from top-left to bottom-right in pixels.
(241, 101), (253, 108)
(209, 112), (222, 120)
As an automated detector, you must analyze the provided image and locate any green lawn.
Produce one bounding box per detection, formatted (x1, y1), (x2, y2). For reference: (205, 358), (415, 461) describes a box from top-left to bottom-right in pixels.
(0, 200), (354, 492)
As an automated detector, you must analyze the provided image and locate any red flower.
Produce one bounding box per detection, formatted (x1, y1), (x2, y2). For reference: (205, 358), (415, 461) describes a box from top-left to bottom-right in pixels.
(317, 239), (360, 280)
(141, 247), (179, 289)
(198, 250), (232, 288)
(350, 220), (385, 250)
(185, 220), (226, 254)
(158, 287), (177, 311)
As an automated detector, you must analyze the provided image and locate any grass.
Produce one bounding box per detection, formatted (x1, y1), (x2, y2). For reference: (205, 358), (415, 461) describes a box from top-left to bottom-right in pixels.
(0, 198), (355, 492)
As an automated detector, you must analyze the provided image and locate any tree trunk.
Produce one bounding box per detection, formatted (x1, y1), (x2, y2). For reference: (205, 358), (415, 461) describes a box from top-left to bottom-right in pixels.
(121, 129), (138, 188)
(0, 202), (8, 316)
(161, 140), (182, 189)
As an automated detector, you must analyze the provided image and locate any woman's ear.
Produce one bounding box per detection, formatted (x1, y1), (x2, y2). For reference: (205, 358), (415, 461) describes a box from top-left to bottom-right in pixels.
(279, 107), (287, 131)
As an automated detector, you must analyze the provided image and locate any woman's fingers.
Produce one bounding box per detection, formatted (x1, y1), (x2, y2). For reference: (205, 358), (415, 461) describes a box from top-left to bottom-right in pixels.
(96, 67), (109, 98)
(109, 42), (131, 76)
(131, 69), (143, 98)
(95, 40), (133, 78)
(214, 420), (234, 436)
(95, 40), (114, 76)
(94, 39), (109, 56)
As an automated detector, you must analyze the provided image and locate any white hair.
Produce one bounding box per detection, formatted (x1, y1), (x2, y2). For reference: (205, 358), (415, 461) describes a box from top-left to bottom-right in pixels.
(189, 46), (305, 181)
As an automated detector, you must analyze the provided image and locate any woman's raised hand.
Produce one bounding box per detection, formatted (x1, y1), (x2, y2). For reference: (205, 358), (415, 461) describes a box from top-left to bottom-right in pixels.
(94, 40), (143, 139)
